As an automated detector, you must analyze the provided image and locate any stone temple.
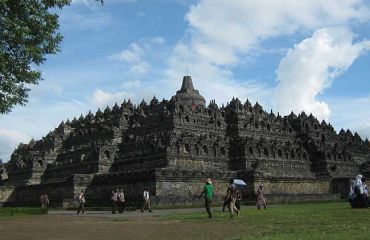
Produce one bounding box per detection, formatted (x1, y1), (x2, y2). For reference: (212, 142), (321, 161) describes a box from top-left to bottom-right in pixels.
(1, 76), (370, 207)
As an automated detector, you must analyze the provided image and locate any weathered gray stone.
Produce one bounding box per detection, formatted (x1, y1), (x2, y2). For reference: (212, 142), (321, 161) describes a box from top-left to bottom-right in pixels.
(1, 76), (369, 206)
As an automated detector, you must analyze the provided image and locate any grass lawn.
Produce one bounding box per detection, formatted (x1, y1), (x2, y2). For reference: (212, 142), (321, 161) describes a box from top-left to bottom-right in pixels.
(161, 202), (370, 240)
(0, 202), (368, 240)
(0, 207), (47, 217)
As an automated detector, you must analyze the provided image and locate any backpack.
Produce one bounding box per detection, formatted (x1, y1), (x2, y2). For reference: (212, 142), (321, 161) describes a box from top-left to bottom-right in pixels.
(228, 184), (237, 199)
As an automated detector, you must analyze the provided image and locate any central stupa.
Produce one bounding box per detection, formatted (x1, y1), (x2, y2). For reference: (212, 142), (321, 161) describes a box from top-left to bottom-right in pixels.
(173, 76), (206, 106)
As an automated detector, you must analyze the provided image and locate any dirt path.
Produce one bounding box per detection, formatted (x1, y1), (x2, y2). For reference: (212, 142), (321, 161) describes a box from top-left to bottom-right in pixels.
(0, 209), (246, 240)
(47, 207), (206, 218)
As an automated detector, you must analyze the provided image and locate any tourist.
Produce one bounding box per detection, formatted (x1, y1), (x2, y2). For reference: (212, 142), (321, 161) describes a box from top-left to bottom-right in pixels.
(44, 194), (49, 210)
(40, 194), (45, 208)
(348, 180), (355, 208)
(77, 190), (85, 214)
(221, 182), (228, 212)
(199, 178), (214, 218)
(141, 188), (152, 212)
(353, 175), (363, 194)
(224, 179), (239, 217)
(118, 189), (126, 213)
(40, 193), (49, 210)
(352, 175), (364, 208)
(235, 188), (242, 211)
(222, 195), (227, 212)
(256, 185), (267, 210)
(111, 189), (118, 214)
(361, 178), (369, 208)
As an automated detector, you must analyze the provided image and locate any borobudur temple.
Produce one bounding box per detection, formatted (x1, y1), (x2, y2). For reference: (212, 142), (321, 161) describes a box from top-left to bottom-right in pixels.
(1, 76), (370, 207)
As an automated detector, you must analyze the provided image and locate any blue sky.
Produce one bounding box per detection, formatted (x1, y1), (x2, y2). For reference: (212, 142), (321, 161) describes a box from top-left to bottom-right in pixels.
(1, 0), (370, 161)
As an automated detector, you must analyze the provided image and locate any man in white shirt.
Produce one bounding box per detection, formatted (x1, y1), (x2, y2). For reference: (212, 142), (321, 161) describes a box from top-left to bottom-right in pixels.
(118, 189), (126, 213)
(111, 189), (118, 214)
(141, 188), (152, 212)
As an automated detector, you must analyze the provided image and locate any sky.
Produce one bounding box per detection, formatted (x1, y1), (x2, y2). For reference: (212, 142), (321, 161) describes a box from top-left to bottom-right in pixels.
(1, 0), (370, 162)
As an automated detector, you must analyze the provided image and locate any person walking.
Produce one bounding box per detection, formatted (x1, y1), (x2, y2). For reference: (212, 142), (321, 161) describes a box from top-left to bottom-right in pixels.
(77, 190), (86, 214)
(361, 178), (369, 208)
(40, 194), (45, 209)
(118, 189), (126, 213)
(111, 189), (118, 214)
(199, 178), (214, 218)
(40, 193), (49, 211)
(224, 179), (239, 217)
(235, 189), (242, 211)
(256, 185), (267, 210)
(141, 188), (152, 212)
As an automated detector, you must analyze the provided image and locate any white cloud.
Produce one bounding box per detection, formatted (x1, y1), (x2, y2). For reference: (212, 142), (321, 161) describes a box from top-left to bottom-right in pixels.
(130, 62), (150, 75)
(150, 36), (166, 45)
(185, 0), (370, 65)
(90, 89), (130, 108)
(165, 0), (370, 108)
(273, 27), (370, 120)
(110, 43), (144, 63)
(0, 129), (31, 162)
(110, 39), (168, 76)
(110, 37), (167, 76)
(89, 86), (156, 108)
(121, 79), (141, 89)
(110, 37), (166, 64)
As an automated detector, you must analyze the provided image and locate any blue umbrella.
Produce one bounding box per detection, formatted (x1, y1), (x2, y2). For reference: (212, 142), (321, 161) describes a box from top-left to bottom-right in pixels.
(233, 179), (247, 186)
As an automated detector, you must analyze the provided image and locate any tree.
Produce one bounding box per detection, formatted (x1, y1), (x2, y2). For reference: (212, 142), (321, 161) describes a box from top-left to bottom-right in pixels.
(0, 0), (103, 114)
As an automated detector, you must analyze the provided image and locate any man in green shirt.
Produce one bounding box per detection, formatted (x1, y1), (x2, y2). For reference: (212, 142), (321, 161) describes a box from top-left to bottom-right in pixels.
(199, 178), (214, 218)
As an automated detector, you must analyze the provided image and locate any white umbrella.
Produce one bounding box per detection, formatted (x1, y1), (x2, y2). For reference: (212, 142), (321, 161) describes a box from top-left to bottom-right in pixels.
(233, 179), (247, 186)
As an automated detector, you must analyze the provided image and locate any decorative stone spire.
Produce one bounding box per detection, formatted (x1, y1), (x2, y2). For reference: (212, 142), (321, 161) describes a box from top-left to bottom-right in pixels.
(127, 99), (133, 108)
(339, 128), (345, 135)
(346, 129), (353, 136)
(150, 95), (158, 105)
(113, 102), (120, 112)
(104, 105), (111, 114)
(140, 99), (147, 108)
(86, 111), (94, 122)
(208, 99), (218, 109)
(173, 76), (206, 106)
(244, 99), (251, 108)
(179, 76), (195, 91)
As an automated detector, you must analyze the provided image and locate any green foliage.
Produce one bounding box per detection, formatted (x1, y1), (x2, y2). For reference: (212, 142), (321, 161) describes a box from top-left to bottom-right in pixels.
(0, 0), (103, 114)
(0, 207), (47, 217)
(0, 0), (71, 113)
